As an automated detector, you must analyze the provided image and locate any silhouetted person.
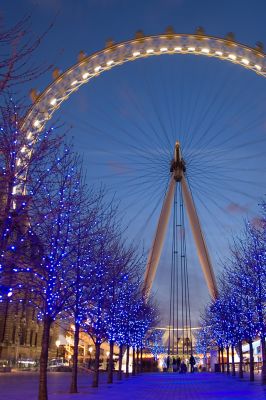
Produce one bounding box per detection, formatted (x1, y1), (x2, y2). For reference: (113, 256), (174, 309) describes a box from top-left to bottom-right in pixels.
(180, 360), (187, 373)
(172, 357), (177, 372)
(167, 355), (170, 370)
(162, 357), (167, 372)
(176, 356), (181, 372)
(189, 355), (196, 373)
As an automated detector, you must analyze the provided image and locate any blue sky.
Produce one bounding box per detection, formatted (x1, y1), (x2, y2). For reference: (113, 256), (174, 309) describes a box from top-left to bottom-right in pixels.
(1, 0), (266, 326)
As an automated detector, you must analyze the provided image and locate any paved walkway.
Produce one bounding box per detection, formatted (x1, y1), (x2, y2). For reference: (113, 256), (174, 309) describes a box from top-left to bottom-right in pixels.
(0, 371), (266, 399)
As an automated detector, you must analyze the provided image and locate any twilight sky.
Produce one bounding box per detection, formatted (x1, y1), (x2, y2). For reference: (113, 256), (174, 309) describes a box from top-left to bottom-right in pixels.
(1, 0), (266, 326)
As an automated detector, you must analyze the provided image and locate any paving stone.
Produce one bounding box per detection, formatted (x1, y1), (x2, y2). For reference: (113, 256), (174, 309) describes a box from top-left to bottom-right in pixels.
(0, 371), (266, 399)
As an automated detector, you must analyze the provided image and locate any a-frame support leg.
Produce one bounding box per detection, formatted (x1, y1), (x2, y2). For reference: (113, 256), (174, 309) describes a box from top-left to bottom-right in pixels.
(143, 176), (176, 296)
(143, 141), (218, 300)
(181, 175), (218, 299)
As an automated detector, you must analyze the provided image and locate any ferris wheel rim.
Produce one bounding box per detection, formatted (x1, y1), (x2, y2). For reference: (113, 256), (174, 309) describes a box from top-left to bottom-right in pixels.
(22, 31), (265, 135)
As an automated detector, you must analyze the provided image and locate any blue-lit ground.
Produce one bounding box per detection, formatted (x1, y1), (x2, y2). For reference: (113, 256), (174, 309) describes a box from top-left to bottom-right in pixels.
(1, 372), (265, 399)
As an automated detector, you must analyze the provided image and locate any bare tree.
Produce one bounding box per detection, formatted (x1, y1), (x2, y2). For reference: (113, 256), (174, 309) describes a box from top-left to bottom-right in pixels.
(0, 16), (52, 96)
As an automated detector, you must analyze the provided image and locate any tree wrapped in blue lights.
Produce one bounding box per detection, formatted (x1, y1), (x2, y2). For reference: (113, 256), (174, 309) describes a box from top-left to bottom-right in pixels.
(195, 314), (214, 367)
(243, 206), (266, 384)
(146, 328), (165, 360)
(0, 103), (161, 398)
(25, 146), (84, 400)
(83, 209), (123, 388)
(114, 276), (143, 378)
(0, 100), (64, 350)
(68, 186), (107, 394)
(83, 215), (157, 385)
(198, 200), (266, 383)
(230, 206), (266, 383)
(104, 241), (143, 383)
(126, 293), (159, 375)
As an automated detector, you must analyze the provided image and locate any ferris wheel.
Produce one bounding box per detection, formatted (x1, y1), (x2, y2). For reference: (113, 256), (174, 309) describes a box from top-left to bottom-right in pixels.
(19, 28), (266, 344)
(24, 28), (265, 133)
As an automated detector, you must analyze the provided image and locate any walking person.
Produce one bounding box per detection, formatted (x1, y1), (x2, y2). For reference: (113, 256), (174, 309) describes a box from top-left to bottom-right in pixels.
(166, 355), (170, 371)
(172, 357), (177, 372)
(176, 356), (181, 372)
(189, 354), (196, 373)
(180, 359), (187, 373)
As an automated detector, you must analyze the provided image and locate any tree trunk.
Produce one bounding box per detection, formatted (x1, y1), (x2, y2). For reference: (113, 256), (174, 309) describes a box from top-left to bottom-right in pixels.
(126, 345), (130, 377)
(238, 341), (243, 379)
(226, 346), (230, 374)
(232, 345), (235, 376)
(92, 342), (101, 388)
(70, 322), (80, 393)
(118, 344), (123, 380)
(249, 339), (254, 382)
(38, 316), (52, 400)
(132, 347), (136, 376)
(218, 347), (221, 372)
(221, 346), (225, 373)
(140, 347), (143, 372)
(107, 341), (114, 384)
(1, 299), (10, 344)
(136, 347), (139, 374)
(261, 336), (266, 384)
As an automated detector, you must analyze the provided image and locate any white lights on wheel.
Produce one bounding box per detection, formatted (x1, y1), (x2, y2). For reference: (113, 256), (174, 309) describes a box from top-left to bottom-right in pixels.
(33, 120), (40, 127)
(241, 58), (250, 65)
(21, 146), (26, 153)
(17, 33), (264, 189)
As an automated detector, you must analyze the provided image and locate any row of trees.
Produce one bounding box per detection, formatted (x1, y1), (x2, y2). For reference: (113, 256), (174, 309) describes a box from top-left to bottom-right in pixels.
(0, 17), (158, 400)
(0, 102), (158, 400)
(197, 202), (266, 384)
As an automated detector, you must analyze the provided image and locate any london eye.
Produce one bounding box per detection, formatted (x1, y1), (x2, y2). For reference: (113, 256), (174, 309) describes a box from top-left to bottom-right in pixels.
(19, 28), (266, 354)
